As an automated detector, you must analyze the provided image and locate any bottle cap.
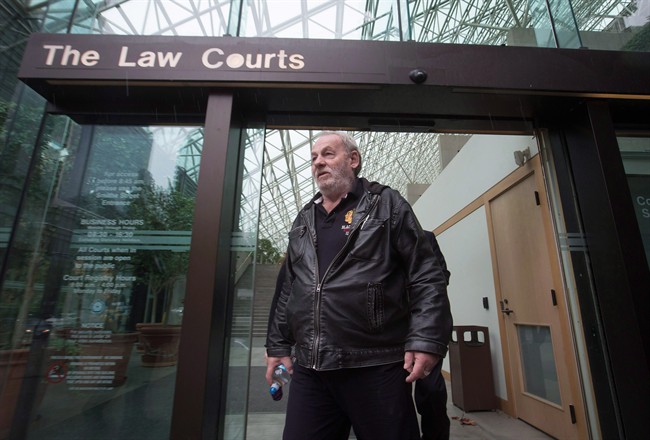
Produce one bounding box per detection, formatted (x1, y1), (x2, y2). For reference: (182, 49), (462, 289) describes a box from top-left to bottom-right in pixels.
(269, 384), (283, 401)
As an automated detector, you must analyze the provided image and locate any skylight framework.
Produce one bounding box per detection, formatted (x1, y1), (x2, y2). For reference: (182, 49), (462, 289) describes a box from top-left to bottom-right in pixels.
(16, 0), (634, 42)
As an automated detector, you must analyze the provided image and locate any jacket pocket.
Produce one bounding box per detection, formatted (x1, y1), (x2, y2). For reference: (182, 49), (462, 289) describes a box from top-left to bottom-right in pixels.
(367, 283), (384, 333)
(287, 225), (308, 264)
(349, 218), (386, 261)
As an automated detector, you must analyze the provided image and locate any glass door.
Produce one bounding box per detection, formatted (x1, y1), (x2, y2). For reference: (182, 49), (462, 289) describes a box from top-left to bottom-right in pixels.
(0, 114), (204, 439)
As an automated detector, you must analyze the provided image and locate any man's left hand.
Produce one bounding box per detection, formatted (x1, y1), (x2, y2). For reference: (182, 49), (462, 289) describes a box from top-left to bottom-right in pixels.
(404, 351), (440, 383)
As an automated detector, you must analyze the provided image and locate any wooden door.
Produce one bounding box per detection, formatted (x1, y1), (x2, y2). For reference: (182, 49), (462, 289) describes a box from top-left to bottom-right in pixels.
(489, 160), (586, 439)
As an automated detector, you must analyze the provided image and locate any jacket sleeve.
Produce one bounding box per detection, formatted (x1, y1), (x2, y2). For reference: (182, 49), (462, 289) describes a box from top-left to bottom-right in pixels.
(427, 231), (451, 285)
(265, 256), (294, 358)
(390, 194), (453, 357)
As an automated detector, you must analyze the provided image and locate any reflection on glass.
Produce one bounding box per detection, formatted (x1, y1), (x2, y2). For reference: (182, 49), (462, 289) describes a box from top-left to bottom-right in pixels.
(618, 136), (650, 268)
(0, 118), (203, 439)
(529, 0), (558, 48)
(0, 87), (47, 272)
(517, 325), (561, 405)
(224, 127), (265, 440)
(548, 0), (582, 48)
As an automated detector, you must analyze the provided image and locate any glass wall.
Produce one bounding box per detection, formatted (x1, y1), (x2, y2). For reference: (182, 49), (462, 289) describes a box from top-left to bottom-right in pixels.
(619, 136), (650, 269)
(4, 0), (643, 50)
(0, 116), (203, 439)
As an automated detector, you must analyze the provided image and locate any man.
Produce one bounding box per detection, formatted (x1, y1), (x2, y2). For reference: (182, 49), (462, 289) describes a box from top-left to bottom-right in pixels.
(415, 231), (452, 440)
(265, 131), (452, 440)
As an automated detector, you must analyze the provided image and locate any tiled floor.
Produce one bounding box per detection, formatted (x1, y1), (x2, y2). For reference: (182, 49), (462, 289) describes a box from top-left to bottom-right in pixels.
(246, 336), (552, 440)
(245, 395), (553, 440)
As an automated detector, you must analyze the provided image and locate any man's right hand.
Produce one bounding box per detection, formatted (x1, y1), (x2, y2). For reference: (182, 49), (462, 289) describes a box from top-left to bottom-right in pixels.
(265, 355), (294, 385)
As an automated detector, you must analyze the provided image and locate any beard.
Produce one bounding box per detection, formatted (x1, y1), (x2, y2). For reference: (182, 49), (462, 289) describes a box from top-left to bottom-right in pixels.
(314, 164), (356, 198)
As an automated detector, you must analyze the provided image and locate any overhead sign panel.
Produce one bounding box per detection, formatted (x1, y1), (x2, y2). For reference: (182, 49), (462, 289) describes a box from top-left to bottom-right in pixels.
(19, 33), (390, 84)
(18, 33), (650, 106)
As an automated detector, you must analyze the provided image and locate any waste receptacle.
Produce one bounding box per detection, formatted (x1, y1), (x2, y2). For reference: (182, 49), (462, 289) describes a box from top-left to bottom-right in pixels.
(449, 325), (496, 412)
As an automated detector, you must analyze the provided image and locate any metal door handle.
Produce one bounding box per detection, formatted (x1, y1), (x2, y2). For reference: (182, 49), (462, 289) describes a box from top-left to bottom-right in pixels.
(500, 299), (514, 316)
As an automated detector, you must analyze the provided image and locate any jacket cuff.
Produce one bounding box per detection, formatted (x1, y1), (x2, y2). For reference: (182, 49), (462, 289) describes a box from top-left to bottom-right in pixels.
(405, 341), (448, 358)
(266, 346), (292, 358)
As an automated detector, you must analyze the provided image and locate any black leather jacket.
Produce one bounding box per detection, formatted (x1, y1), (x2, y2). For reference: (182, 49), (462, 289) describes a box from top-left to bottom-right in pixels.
(266, 178), (452, 371)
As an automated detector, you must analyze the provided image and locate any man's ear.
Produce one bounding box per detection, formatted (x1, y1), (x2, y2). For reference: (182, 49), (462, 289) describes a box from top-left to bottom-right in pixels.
(350, 150), (360, 171)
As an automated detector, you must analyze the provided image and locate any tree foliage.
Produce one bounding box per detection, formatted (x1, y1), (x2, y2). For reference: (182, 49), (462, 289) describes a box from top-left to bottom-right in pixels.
(622, 21), (650, 52)
(127, 170), (196, 324)
(256, 238), (283, 264)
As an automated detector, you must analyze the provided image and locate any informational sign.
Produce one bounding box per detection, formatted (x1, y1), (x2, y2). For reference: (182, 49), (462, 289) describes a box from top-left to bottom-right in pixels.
(56, 170), (145, 390)
(45, 361), (67, 384)
(627, 174), (650, 266)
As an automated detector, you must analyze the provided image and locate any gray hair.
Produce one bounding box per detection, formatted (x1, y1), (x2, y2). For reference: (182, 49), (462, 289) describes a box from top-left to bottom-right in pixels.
(319, 131), (363, 176)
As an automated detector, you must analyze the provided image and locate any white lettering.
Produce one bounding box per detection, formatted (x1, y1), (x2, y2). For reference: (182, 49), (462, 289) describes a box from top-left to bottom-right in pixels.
(43, 45), (64, 66)
(263, 53), (277, 68)
(117, 47), (182, 68)
(157, 51), (182, 67)
(201, 48), (305, 70)
(81, 50), (100, 66)
(277, 50), (288, 69)
(61, 45), (81, 66)
(289, 54), (305, 70)
(637, 195), (650, 206)
(226, 53), (245, 68)
(138, 51), (156, 67)
(246, 54), (262, 68)
(118, 46), (136, 67)
(201, 48), (224, 69)
(42, 45), (99, 67)
(643, 207), (650, 218)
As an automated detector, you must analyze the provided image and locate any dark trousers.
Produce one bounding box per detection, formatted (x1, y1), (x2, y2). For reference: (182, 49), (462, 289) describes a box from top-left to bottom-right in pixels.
(283, 362), (421, 440)
(414, 361), (450, 440)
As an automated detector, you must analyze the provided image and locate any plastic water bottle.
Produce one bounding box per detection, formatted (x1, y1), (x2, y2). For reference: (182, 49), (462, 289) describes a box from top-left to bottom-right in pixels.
(269, 364), (291, 401)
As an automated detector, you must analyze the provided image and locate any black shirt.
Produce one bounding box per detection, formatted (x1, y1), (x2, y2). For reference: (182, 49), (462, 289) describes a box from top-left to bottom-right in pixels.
(314, 178), (364, 281)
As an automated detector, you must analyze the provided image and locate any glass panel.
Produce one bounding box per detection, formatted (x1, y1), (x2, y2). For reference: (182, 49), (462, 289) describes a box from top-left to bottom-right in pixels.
(0, 117), (203, 439)
(0, 87), (46, 271)
(618, 136), (650, 269)
(549, 0), (582, 48)
(11, 0), (641, 50)
(224, 127), (265, 440)
(516, 325), (561, 405)
(573, 0), (650, 52)
(529, 0), (557, 48)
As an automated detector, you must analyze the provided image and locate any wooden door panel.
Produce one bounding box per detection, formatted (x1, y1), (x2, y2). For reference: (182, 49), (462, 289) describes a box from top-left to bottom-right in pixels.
(489, 167), (581, 439)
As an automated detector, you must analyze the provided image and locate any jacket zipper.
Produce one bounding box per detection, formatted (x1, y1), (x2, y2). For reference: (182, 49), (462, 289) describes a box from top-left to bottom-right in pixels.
(308, 193), (380, 369)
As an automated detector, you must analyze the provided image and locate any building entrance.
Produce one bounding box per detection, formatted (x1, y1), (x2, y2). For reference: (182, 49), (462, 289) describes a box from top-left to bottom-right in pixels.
(0, 101), (590, 439)
(6, 30), (650, 440)
(240, 129), (587, 440)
